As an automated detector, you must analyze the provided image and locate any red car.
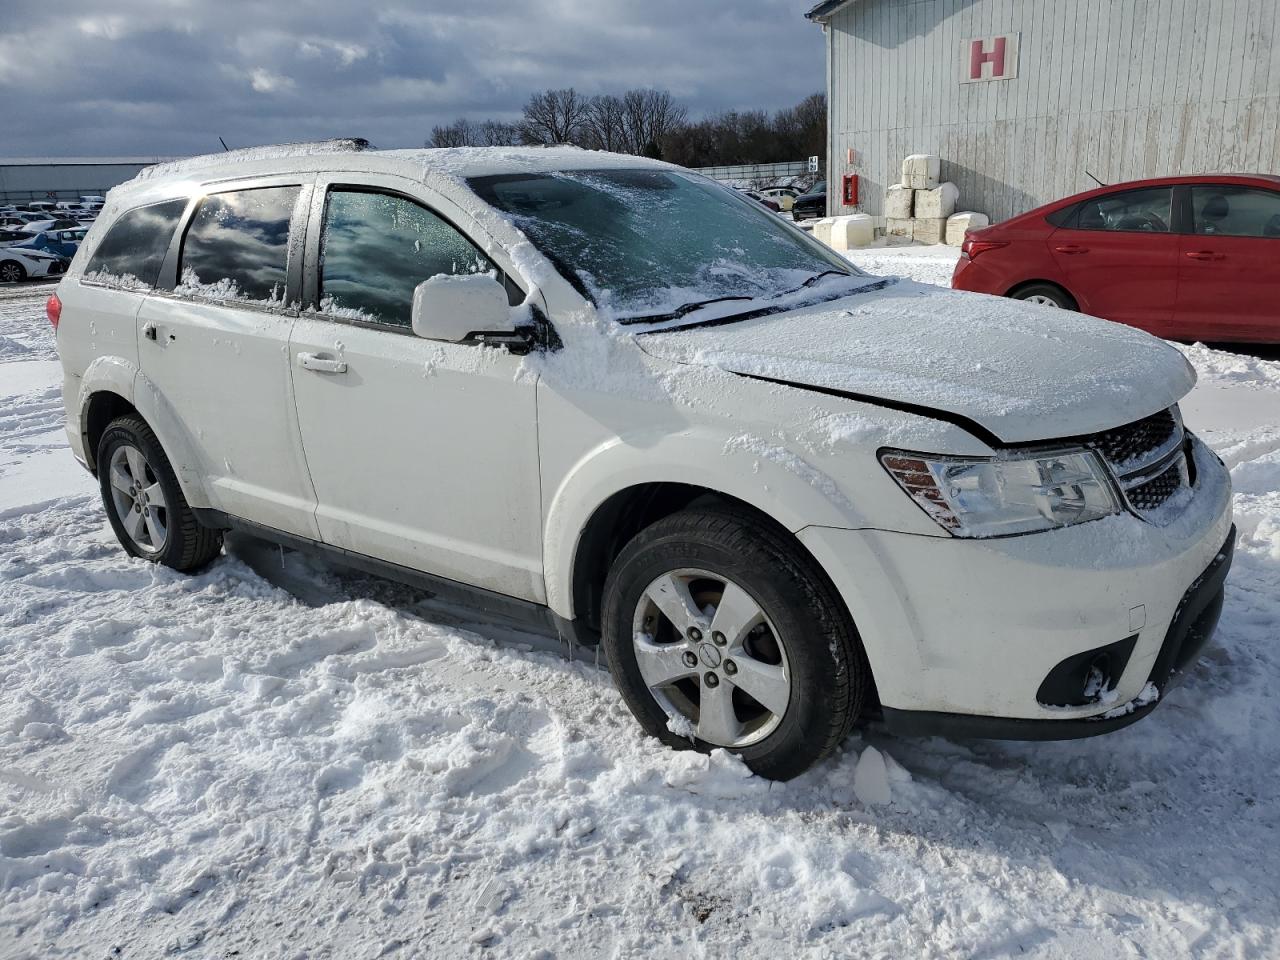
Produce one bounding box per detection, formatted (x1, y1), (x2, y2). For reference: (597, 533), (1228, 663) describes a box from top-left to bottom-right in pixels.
(952, 174), (1280, 343)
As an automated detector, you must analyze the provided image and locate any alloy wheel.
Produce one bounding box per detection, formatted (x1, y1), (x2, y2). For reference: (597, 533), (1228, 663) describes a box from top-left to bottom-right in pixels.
(107, 444), (169, 555)
(631, 568), (791, 748)
(1024, 294), (1061, 308)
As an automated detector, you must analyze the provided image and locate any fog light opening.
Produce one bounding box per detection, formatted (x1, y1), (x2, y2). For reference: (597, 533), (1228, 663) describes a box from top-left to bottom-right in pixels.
(1081, 654), (1112, 702)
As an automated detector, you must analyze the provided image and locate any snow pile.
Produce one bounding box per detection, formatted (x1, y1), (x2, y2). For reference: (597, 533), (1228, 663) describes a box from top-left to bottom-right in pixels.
(2, 278), (1280, 956)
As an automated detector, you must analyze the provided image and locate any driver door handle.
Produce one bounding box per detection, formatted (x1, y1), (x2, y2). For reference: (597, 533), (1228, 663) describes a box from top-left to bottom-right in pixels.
(297, 352), (347, 374)
(1185, 250), (1225, 261)
(1054, 245), (1089, 255)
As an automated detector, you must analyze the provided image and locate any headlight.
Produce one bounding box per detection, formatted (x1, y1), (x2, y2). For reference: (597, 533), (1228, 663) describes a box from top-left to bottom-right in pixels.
(880, 447), (1120, 538)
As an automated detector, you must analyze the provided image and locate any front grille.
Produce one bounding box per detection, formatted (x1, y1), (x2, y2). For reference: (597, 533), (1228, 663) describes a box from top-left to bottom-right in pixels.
(1088, 407), (1190, 518)
(1127, 460), (1188, 511)
(47, 261), (66, 274)
(1093, 407), (1179, 469)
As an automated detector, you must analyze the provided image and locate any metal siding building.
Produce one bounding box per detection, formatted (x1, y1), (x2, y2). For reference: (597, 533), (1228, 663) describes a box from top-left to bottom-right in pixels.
(0, 158), (177, 204)
(809, 0), (1280, 222)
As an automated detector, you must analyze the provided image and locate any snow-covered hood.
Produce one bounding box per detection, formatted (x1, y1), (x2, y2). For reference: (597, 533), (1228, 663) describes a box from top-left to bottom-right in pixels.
(635, 279), (1196, 445)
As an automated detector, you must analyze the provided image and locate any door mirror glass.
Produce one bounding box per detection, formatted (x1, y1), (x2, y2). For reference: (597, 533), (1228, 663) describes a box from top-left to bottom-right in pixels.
(411, 273), (510, 342)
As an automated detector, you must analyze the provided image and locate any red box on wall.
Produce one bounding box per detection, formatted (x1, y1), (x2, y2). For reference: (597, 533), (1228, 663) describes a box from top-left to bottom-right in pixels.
(842, 174), (859, 206)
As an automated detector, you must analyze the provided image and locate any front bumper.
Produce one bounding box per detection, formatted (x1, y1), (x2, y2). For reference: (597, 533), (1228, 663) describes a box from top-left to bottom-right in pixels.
(798, 436), (1234, 733)
(880, 525), (1234, 739)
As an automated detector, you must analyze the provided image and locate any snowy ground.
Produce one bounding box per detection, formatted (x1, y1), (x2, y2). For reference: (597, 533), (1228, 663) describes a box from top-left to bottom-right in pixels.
(2, 267), (1280, 959)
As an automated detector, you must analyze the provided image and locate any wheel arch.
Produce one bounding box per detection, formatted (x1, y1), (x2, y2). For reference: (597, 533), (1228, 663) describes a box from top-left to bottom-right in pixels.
(567, 481), (884, 715)
(77, 357), (212, 509)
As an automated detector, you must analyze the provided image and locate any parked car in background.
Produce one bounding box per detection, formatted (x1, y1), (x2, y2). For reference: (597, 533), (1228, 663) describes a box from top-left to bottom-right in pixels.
(952, 174), (1280, 343)
(758, 186), (799, 211)
(52, 144), (1233, 780)
(0, 229), (33, 245)
(19, 228), (86, 259)
(0, 246), (67, 282)
(742, 190), (781, 213)
(19, 218), (82, 234)
(0, 213), (45, 227)
(791, 181), (827, 220)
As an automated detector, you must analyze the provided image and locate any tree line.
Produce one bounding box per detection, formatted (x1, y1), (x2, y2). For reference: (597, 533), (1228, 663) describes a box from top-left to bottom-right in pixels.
(427, 89), (825, 169)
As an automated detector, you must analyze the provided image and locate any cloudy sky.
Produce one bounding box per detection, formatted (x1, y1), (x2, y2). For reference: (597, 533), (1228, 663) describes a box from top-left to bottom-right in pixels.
(3, 1), (824, 158)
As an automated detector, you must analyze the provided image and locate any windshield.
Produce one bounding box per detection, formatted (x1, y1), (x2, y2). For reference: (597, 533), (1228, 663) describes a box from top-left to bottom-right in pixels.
(468, 169), (857, 321)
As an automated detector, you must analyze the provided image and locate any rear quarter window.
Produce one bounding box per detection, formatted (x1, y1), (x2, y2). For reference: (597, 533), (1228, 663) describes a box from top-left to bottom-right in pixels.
(83, 198), (188, 291)
(176, 186), (300, 306)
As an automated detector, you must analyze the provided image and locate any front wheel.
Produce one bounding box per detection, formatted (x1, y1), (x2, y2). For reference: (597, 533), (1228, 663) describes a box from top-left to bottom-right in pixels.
(0, 260), (27, 283)
(601, 507), (870, 781)
(97, 415), (223, 571)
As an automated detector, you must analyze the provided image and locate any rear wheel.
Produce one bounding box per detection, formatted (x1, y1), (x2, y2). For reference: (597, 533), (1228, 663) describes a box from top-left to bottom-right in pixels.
(601, 507), (870, 781)
(97, 415), (223, 571)
(0, 260), (26, 283)
(1010, 282), (1077, 310)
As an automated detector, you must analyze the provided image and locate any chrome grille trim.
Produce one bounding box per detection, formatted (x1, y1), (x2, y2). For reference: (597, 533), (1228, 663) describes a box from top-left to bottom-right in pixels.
(1088, 406), (1190, 517)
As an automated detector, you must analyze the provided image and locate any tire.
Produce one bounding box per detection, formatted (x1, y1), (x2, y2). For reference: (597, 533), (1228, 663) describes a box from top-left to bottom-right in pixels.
(97, 415), (223, 571)
(601, 506), (870, 781)
(1010, 283), (1077, 310)
(0, 260), (27, 283)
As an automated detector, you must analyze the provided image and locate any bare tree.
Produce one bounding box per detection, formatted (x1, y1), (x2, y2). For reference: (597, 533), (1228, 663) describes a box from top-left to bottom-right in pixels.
(583, 94), (627, 152)
(520, 88), (589, 145)
(427, 118), (476, 148)
(620, 89), (688, 158)
(478, 119), (522, 146)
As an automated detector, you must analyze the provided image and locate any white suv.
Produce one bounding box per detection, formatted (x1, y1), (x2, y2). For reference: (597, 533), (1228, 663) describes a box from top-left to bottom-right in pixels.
(51, 142), (1234, 780)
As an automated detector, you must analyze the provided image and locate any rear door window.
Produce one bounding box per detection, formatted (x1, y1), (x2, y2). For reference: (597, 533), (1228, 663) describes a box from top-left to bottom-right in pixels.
(178, 186), (300, 305)
(1075, 187), (1173, 234)
(317, 189), (495, 327)
(83, 198), (188, 290)
(1190, 185), (1280, 238)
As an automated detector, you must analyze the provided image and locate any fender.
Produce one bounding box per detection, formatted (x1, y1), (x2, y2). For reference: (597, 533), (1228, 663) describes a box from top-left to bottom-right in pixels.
(76, 354), (139, 464)
(542, 425), (872, 619)
(77, 355), (213, 510)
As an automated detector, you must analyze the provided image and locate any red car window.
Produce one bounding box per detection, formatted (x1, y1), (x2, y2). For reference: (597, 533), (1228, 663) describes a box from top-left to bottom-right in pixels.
(1190, 185), (1280, 238)
(1075, 187), (1172, 233)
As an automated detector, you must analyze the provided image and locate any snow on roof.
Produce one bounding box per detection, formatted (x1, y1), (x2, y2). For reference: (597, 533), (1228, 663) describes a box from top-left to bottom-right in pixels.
(118, 142), (678, 196)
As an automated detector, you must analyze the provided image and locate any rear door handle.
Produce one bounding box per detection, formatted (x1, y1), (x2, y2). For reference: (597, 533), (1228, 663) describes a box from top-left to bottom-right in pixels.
(296, 352), (347, 374)
(143, 321), (157, 341)
(1185, 250), (1225, 261)
(1054, 245), (1089, 255)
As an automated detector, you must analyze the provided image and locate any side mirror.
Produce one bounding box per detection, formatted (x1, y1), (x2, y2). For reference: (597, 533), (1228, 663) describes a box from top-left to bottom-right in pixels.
(411, 273), (510, 343)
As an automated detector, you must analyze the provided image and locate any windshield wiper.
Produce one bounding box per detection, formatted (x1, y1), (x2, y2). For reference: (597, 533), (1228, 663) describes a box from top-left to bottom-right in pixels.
(619, 295), (754, 325)
(774, 269), (853, 298)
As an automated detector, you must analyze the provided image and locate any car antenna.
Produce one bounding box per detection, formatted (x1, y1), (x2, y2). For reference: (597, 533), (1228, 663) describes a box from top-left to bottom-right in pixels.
(1085, 170), (1107, 187)
(218, 136), (230, 152)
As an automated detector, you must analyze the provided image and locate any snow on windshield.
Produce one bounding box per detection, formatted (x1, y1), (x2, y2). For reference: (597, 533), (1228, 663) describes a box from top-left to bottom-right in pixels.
(468, 169), (859, 321)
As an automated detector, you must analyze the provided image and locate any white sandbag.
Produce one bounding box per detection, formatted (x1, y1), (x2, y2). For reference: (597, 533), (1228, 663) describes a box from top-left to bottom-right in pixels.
(884, 183), (914, 220)
(901, 154), (940, 189)
(914, 182), (959, 220)
(886, 218), (914, 238)
(946, 211), (991, 246)
(912, 217), (949, 245)
(828, 214), (875, 250)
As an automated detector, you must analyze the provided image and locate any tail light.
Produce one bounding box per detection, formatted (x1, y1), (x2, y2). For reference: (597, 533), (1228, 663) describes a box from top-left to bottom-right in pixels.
(46, 292), (62, 332)
(960, 237), (1009, 261)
